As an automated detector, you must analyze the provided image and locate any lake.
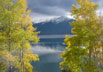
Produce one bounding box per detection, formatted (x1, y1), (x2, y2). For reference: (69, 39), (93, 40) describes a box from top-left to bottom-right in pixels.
(31, 38), (65, 72)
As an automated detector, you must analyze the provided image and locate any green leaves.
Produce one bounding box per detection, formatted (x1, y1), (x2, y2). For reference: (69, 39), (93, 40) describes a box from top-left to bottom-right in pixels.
(60, 0), (102, 72)
(0, 0), (39, 72)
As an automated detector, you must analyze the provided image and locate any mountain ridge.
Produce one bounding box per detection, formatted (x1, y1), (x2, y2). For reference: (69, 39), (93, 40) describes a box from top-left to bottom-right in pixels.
(33, 16), (75, 35)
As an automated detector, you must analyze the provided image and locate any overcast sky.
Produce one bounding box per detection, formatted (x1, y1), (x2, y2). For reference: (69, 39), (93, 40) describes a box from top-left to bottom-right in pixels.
(27, 0), (103, 23)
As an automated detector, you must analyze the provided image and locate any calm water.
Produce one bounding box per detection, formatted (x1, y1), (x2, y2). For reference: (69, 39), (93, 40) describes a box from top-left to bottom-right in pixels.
(31, 41), (65, 72)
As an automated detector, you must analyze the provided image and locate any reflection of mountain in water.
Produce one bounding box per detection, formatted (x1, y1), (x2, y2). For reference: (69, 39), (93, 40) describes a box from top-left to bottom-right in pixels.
(32, 54), (61, 72)
(32, 16), (74, 72)
(32, 43), (63, 72)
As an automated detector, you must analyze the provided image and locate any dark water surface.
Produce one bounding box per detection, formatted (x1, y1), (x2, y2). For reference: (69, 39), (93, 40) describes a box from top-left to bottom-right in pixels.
(32, 39), (65, 72)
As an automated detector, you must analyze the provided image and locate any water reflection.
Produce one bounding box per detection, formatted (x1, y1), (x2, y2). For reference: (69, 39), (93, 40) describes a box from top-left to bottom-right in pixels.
(32, 41), (64, 72)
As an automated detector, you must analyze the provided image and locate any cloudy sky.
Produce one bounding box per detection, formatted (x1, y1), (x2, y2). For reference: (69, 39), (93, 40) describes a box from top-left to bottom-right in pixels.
(27, 0), (103, 23)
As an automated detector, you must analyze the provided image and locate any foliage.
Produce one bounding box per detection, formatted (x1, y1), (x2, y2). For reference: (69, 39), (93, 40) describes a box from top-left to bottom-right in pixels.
(60, 0), (103, 72)
(0, 0), (39, 72)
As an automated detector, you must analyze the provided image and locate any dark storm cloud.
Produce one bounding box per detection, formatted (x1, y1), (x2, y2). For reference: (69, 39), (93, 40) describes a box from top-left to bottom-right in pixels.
(27, 0), (102, 16)
(28, 0), (76, 10)
(29, 6), (68, 16)
(27, 0), (76, 16)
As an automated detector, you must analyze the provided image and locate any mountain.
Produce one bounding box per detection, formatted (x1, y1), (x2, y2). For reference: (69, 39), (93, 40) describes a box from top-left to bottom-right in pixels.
(33, 16), (75, 35)
(32, 16), (75, 72)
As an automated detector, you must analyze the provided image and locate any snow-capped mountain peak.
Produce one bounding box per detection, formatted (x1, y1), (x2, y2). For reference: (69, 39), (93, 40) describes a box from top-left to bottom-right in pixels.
(33, 16), (73, 24)
(33, 16), (75, 35)
(50, 16), (70, 23)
